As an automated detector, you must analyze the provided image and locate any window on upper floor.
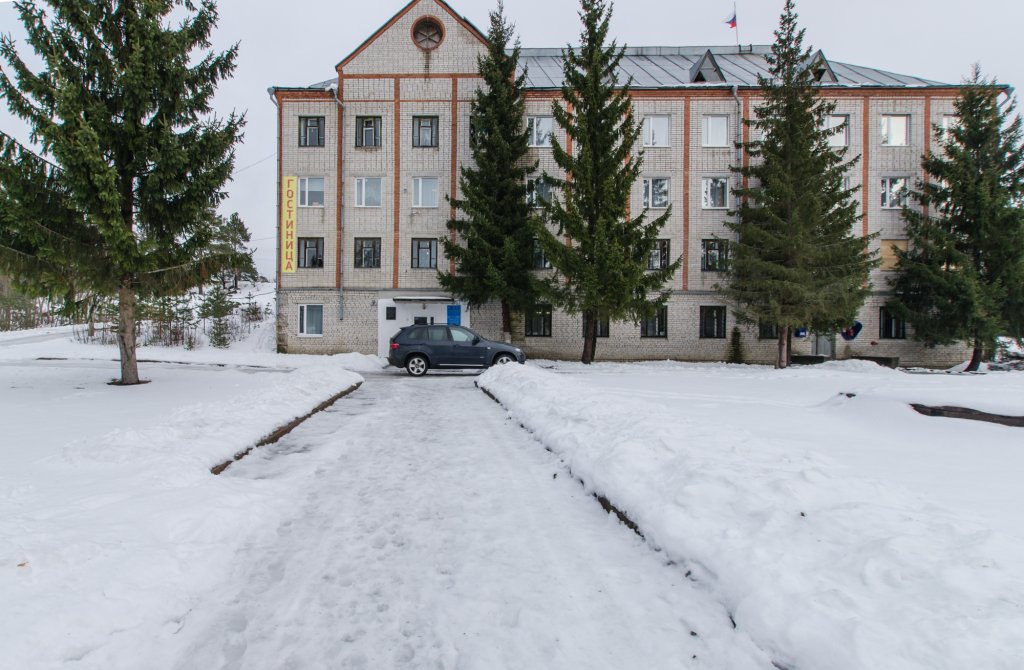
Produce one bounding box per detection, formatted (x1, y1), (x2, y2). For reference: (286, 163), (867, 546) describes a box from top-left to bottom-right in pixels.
(299, 117), (325, 147)
(826, 114), (849, 147)
(881, 114), (910, 146)
(702, 177), (729, 209)
(354, 238), (381, 269)
(642, 178), (670, 209)
(413, 116), (439, 148)
(527, 177), (552, 208)
(642, 115), (670, 147)
(702, 115), (729, 147)
(880, 177), (909, 209)
(298, 177), (324, 207)
(702, 239), (729, 271)
(527, 116), (553, 147)
(648, 239), (670, 271)
(940, 114), (959, 142)
(532, 238), (552, 270)
(412, 177), (439, 208)
(355, 116), (382, 148)
(354, 177), (382, 208)
(297, 237), (324, 268)
(411, 238), (437, 269)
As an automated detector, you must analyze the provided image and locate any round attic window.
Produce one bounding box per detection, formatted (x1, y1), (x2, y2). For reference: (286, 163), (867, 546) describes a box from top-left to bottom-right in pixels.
(412, 17), (444, 51)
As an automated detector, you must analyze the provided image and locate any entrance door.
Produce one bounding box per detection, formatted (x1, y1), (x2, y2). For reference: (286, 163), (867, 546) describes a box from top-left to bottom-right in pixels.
(814, 333), (834, 358)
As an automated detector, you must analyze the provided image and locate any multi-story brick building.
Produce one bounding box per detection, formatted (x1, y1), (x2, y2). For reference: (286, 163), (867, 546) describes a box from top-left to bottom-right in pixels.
(270, 0), (970, 366)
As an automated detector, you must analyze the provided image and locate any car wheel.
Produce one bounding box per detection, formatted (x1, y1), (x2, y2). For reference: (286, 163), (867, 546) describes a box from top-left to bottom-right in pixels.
(493, 353), (516, 366)
(405, 354), (429, 377)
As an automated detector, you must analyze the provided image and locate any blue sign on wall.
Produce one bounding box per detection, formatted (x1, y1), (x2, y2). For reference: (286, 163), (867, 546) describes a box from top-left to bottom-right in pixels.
(447, 304), (462, 326)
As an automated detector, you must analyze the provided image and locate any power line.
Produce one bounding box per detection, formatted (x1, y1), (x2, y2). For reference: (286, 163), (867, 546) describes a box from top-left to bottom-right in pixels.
(233, 151), (277, 175)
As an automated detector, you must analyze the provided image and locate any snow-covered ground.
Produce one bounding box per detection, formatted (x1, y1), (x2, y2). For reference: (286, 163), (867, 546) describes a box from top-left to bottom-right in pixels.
(479, 360), (1024, 670)
(4, 311), (1023, 669)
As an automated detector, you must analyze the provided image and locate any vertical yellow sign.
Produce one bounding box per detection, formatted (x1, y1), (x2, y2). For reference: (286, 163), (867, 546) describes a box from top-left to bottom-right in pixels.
(280, 176), (297, 273)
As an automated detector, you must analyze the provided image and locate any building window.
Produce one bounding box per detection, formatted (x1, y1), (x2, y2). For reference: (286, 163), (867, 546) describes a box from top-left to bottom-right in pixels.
(355, 116), (381, 148)
(642, 178), (670, 209)
(702, 177), (729, 209)
(527, 116), (553, 147)
(758, 321), (779, 339)
(298, 304), (324, 337)
(826, 114), (848, 147)
(701, 239), (729, 271)
(411, 238), (437, 269)
(640, 306), (668, 338)
(298, 237), (324, 268)
(940, 114), (959, 141)
(702, 115), (729, 147)
(412, 177), (439, 208)
(648, 239), (670, 270)
(354, 237), (381, 268)
(533, 238), (552, 269)
(642, 115), (670, 147)
(881, 114), (910, 146)
(879, 306), (906, 339)
(413, 116), (439, 148)
(299, 116), (325, 147)
(880, 239), (908, 271)
(355, 177), (382, 208)
(582, 314), (610, 338)
(525, 304), (552, 337)
(298, 177), (324, 207)
(527, 177), (551, 208)
(881, 177), (909, 209)
(699, 306), (727, 339)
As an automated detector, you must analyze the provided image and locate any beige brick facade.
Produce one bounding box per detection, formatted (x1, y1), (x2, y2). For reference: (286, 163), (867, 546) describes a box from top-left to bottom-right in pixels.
(271, 0), (970, 368)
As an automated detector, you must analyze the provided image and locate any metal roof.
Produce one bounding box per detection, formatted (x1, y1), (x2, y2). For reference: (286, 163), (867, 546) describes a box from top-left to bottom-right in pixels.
(281, 45), (952, 93)
(517, 45), (950, 89)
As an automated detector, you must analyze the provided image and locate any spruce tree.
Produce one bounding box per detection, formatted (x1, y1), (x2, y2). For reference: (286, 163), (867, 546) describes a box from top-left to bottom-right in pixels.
(724, 0), (874, 368)
(439, 2), (537, 337)
(0, 0), (243, 384)
(891, 66), (1024, 371)
(536, 0), (679, 364)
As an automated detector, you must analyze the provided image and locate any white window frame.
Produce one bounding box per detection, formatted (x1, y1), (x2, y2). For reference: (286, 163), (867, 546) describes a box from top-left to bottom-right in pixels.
(298, 177), (325, 208)
(297, 304), (324, 337)
(354, 177), (382, 208)
(881, 114), (910, 146)
(642, 177), (670, 209)
(940, 114), (959, 142)
(826, 114), (849, 147)
(701, 115), (729, 147)
(643, 115), (671, 148)
(702, 177), (729, 209)
(527, 177), (551, 208)
(527, 116), (553, 148)
(412, 177), (439, 208)
(880, 177), (909, 209)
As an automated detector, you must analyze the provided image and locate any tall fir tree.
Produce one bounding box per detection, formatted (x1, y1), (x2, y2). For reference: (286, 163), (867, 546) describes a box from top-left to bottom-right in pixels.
(210, 212), (257, 290)
(439, 2), (537, 336)
(537, 0), (679, 364)
(891, 66), (1024, 371)
(0, 0), (243, 384)
(725, 0), (874, 368)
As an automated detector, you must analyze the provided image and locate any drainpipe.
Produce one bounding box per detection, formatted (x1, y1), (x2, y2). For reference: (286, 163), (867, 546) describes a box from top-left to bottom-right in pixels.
(332, 82), (345, 321)
(730, 84), (743, 230)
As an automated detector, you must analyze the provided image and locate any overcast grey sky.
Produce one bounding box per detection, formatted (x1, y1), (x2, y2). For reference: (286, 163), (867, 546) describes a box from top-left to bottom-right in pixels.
(2, 0), (1022, 276)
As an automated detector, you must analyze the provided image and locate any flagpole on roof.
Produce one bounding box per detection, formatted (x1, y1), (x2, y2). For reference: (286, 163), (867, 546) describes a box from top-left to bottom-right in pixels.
(734, 2), (740, 48)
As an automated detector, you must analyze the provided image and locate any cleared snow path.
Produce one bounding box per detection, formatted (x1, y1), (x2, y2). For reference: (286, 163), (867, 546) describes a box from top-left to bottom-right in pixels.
(156, 371), (770, 670)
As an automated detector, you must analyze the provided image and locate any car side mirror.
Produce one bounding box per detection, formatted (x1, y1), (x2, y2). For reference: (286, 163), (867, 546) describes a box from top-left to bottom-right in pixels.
(472, 336), (480, 344)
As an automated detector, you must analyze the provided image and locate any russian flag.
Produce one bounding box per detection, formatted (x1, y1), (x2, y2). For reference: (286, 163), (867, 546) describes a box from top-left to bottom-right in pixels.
(724, 11), (737, 29)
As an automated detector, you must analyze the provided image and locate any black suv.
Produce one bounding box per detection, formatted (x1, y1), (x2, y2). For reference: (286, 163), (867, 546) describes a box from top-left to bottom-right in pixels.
(388, 324), (526, 376)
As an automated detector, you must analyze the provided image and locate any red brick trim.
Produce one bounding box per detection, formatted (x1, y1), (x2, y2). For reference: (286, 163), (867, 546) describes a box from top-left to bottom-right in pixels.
(682, 96), (690, 291)
(336, 79), (344, 289)
(449, 77), (458, 276)
(393, 78), (402, 289)
(862, 98), (870, 238)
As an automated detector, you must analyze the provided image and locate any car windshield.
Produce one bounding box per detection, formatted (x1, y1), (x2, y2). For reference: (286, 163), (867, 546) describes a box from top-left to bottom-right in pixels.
(449, 326), (478, 343)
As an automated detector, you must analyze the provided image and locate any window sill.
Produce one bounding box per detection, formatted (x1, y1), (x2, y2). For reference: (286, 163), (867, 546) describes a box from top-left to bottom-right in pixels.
(640, 335), (668, 339)
(298, 333), (324, 338)
(643, 144), (671, 149)
(702, 207), (729, 211)
(298, 205), (326, 209)
(355, 146), (383, 150)
(354, 205), (383, 209)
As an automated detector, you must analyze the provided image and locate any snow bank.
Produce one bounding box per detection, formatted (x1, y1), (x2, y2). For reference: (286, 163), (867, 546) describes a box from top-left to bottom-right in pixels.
(478, 364), (1024, 670)
(0, 333), (363, 669)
